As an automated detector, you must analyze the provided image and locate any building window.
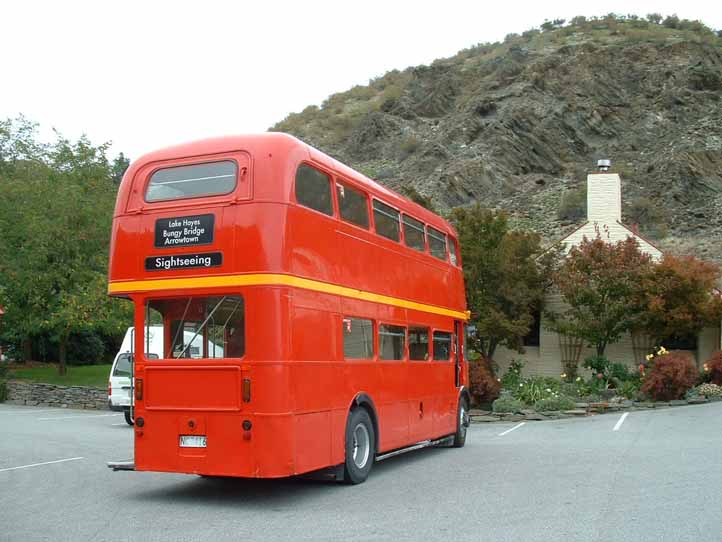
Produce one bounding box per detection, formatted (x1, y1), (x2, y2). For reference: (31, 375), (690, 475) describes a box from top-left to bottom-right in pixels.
(379, 324), (405, 360)
(403, 215), (426, 252)
(662, 334), (697, 351)
(295, 164), (333, 216)
(373, 200), (400, 242)
(433, 331), (452, 361)
(337, 182), (369, 229)
(146, 160), (237, 202)
(408, 327), (429, 360)
(522, 309), (541, 347)
(343, 318), (374, 359)
(427, 226), (448, 261)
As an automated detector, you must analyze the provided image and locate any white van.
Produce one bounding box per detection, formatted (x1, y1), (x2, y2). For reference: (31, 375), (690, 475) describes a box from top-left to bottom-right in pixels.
(108, 326), (224, 425)
(108, 326), (163, 425)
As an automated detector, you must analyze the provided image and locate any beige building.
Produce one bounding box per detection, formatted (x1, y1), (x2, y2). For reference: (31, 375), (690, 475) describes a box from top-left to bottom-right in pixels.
(494, 164), (722, 378)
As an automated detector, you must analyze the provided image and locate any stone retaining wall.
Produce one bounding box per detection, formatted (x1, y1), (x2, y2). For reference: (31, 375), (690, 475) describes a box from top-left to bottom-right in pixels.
(5, 381), (108, 410)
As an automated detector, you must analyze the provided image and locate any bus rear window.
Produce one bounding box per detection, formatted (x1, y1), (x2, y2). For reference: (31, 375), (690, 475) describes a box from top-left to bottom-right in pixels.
(145, 296), (245, 359)
(145, 161), (237, 202)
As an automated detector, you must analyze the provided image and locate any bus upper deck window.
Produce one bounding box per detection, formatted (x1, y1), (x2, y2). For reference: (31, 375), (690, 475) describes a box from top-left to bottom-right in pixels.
(295, 164), (333, 216)
(337, 182), (369, 229)
(145, 161), (237, 202)
(373, 200), (400, 242)
(403, 215), (425, 252)
(428, 226), (448, 261)
(449, 238), (459, 266)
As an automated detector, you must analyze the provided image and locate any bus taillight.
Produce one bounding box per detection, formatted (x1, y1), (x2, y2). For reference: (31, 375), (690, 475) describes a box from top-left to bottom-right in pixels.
(135, 379), (143, 401)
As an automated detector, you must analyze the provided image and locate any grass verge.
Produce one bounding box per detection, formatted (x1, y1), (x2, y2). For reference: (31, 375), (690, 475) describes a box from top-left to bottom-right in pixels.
(8, 364), (111, 389)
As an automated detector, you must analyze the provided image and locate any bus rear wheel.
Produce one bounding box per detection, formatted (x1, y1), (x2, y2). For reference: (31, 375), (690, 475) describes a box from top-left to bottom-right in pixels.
(343, 408), (375, 484)
(124, 410), (134, 426)
(452, 396), (469, 448)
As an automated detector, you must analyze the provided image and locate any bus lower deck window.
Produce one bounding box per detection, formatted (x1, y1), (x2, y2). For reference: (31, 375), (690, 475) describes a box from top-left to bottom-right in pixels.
(343, 318), (374, 359)
(433, 331), (452, 361)
(145, 296), (245, 359)
(379, 324), (405, 360)
(408, 327), (429, 360)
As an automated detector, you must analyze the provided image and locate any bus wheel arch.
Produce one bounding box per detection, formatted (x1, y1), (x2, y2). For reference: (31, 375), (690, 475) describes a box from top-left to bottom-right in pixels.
(350, 393), (379, 454)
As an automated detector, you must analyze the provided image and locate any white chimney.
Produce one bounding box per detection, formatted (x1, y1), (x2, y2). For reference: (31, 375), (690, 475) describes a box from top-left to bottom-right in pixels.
(587, 160), (621, 222)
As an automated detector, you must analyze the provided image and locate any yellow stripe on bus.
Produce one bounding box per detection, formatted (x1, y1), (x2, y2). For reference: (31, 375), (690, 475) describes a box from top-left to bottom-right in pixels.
(108, 273), (469, 320)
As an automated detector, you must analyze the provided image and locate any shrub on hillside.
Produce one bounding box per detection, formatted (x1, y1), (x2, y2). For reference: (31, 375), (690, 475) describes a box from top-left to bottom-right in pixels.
(703, 351), (722, 385)
(469, 357), (501, 406)
(641, 352), (698, 401)
(557, 186), (586, 221)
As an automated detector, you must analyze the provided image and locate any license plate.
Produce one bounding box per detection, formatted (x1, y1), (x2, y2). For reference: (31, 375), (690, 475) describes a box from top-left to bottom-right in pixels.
(179, 435), (207, 448)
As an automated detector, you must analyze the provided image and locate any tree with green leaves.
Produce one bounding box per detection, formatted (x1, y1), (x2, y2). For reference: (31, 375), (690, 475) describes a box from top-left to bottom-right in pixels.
(547, 235), (653, 357)
(450, 205), (559, 359)
(0, 117), (132, 373)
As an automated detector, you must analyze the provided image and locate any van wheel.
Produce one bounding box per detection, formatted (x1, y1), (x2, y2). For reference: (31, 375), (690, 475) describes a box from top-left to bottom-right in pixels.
(343, 408), (375, 484)
(453, 396), (469, 448)
(124, 410), (134, 426)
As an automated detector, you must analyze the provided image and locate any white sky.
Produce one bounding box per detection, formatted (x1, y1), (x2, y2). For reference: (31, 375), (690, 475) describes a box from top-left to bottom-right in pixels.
(1, 0), (720, 160)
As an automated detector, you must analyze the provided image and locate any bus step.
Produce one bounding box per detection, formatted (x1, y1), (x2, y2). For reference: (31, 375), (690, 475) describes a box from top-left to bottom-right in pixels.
(107, 460), (135, 471)
(375, 436), (453, 462)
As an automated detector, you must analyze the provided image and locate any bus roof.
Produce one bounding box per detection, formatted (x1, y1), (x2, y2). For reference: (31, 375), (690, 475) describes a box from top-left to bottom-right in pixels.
(121, 133), (457, 237)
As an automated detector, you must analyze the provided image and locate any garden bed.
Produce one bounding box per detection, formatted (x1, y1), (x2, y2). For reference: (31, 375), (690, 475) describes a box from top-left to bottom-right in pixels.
(470, 395), (719, 423)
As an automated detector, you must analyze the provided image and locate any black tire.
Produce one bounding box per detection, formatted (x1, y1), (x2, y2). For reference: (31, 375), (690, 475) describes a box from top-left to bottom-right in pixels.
(343, 408), (375, 484)
(124, 409), (134, 426)
(452, 396), (469, 448)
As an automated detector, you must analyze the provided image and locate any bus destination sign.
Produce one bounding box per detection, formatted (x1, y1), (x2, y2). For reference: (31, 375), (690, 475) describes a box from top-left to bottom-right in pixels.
(145, 252), (223, 271)
(155, 214), (214, 248)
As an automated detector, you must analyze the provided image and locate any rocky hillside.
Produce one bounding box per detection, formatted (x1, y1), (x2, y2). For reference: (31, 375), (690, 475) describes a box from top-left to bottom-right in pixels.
(271, 15), (722, 262)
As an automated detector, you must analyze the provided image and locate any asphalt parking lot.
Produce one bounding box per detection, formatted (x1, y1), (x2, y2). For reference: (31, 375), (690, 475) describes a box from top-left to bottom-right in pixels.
(2, 402), (721, 542)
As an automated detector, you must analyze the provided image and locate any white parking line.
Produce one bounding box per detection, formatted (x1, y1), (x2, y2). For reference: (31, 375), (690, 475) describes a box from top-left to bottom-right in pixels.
(0, 409), (69, 415)
(38, 414), (120, 421)
(0, 457), (84, 473)
(111, 423), (129, 426)
(498, 422), (526, 436)
(613, 412), (629, 431)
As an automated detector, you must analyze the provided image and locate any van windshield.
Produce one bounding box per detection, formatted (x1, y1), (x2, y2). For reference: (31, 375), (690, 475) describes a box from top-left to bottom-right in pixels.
(113, 352), (159, 376)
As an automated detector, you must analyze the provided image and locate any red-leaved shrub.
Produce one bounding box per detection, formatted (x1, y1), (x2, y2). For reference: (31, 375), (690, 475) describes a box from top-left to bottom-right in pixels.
(469, 355), (501, 406)
(641, 352), (698, 401)
(704, 350), (722, 385)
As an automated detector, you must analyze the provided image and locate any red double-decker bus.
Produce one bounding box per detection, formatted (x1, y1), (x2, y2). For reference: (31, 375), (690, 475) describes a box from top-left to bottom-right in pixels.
(108, 133), (469, 483)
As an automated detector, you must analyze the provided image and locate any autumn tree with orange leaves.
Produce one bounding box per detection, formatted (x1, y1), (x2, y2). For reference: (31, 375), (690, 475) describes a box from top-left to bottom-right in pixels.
(634, 254), (722, 345)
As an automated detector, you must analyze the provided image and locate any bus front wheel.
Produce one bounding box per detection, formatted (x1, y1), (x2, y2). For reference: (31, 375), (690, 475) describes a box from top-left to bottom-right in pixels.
(124, 410), (134, 426)
(343, 408), (375, 484)
(452, 396), (469, 448)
